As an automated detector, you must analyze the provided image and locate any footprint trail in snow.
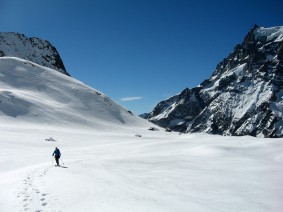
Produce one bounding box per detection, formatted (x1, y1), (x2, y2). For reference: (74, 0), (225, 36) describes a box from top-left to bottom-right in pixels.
(16, 166), (62, 212)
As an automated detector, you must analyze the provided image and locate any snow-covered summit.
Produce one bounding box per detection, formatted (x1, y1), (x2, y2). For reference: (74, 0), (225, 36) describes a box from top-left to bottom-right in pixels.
(145, 25), (283, 138)
(0, 32), (69, 76)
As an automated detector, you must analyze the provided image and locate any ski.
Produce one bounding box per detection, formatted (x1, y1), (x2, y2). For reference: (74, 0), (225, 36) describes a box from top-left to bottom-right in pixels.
(54, 165), (68, 168)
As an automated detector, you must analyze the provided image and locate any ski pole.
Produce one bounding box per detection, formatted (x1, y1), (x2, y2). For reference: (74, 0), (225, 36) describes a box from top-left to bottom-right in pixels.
(52, 156), (54, 166)
(60, 158), (65, 166)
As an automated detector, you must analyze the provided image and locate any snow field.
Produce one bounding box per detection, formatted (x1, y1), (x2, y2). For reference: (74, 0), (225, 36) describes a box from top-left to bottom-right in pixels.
(0, 125), (282, 212)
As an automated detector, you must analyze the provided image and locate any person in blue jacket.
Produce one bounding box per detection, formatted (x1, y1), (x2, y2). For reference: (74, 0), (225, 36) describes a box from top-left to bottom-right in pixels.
(52, 147), (61, 166)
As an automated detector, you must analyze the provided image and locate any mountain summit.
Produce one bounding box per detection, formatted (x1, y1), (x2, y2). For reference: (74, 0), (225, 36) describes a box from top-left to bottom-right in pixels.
(0, 32), (70, 76)
(144, 25), (283, 138)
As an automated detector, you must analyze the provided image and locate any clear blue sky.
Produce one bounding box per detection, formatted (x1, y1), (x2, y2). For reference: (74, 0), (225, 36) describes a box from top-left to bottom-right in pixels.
(1, 0), (282, 114)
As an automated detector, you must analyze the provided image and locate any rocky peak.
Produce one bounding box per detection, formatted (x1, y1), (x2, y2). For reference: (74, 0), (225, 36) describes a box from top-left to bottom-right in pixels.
(243, 24), (259, 47)
(145, 25), (283, 138)
(0, 32), (70, 76)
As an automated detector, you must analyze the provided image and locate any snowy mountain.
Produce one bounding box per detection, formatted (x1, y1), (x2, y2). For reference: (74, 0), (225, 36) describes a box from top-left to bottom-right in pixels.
(145, 25), (283, 138)
(0, 57), (152, 130)
(0, 32), (69, 76)
(0, 32), (282, 212)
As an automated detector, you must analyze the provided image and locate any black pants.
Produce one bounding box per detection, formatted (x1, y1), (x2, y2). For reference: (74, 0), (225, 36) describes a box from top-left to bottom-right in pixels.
(55, 156), (60, 165)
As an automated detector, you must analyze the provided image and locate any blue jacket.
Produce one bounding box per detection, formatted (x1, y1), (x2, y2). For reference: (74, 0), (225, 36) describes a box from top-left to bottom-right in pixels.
(52, 148), (61, 157)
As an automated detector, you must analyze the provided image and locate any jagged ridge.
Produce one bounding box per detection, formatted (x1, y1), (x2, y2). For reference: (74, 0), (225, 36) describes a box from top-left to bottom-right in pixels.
(145, 25), (283, 138)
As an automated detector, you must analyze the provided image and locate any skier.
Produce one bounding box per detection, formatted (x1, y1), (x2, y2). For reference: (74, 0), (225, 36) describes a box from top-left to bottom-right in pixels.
(52, 147), (61, 166)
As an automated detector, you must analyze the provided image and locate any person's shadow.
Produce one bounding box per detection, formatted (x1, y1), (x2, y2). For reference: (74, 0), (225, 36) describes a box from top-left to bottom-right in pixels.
(55, 165), (68, 168)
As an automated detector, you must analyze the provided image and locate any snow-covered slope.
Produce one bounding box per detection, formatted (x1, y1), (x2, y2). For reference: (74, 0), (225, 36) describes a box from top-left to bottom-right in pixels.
(0, 32), (69, 75)
(0, 57), (151, 130)
(146, 25), (283, 138)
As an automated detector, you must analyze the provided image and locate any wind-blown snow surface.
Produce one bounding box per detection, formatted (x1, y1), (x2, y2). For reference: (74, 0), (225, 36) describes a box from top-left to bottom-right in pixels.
(0, 124), (282, 212)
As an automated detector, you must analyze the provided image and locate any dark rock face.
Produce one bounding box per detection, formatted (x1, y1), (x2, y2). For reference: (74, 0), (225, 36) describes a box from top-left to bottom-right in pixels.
(0, 32), (70, 76)
(139, 113), (150, 119)
(146, 25), (283, 138)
